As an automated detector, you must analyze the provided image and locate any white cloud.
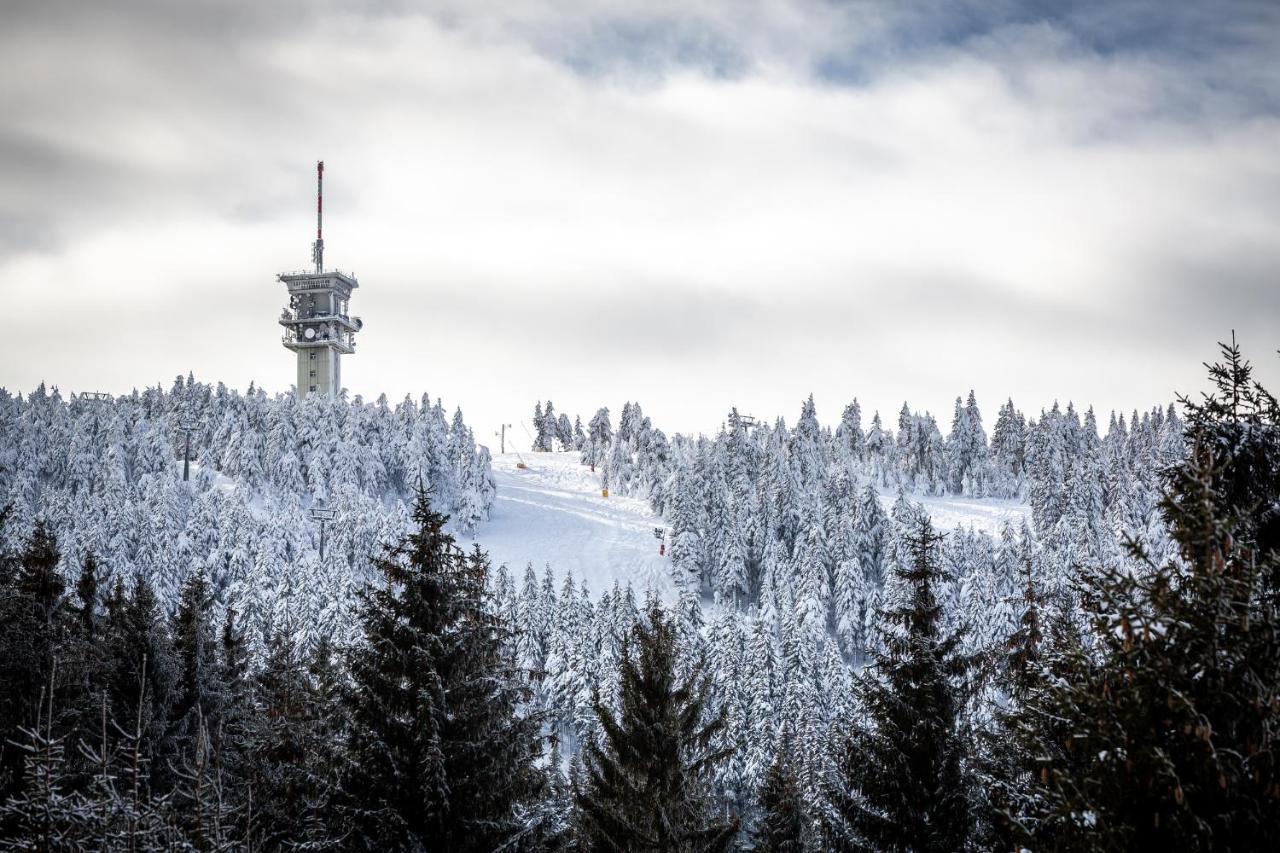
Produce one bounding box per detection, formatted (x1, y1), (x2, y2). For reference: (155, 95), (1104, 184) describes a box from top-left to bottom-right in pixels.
(3, 2), (1278, 442)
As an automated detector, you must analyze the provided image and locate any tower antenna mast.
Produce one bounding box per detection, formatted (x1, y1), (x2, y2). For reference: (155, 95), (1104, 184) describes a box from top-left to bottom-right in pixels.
(312, 160), (324, 273)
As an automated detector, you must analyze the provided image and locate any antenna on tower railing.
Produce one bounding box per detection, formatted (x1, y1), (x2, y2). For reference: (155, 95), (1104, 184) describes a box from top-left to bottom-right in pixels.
(312, 160), (324, 273)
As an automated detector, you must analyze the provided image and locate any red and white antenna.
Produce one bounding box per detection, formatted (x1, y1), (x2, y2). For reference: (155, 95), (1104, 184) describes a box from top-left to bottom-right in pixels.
(311, 160), (325, 272)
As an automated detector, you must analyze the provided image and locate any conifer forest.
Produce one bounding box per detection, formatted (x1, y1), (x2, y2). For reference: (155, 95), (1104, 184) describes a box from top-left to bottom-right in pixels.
(5, 2), (1279, 850)
(0, 341), (1277, 851)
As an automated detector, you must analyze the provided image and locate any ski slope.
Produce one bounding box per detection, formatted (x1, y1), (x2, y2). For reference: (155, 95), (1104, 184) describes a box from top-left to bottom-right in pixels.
(897, 491), (1030, 538)
(473, 452), (678, 602)
(471, 452), (1031, 603)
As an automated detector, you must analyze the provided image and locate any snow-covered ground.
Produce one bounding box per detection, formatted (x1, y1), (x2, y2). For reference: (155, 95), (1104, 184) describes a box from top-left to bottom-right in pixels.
(473, 452), (678, 602)
(471, 452), (1031, 603)
(898, 491), (1030, 537)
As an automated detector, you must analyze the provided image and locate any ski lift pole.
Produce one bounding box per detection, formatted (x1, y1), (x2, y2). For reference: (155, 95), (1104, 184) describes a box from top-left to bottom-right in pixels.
(494, 422), (531, 469)
(178, 422), (198, 482)
(513, 420), (542, 469)
(311, 504), (337, 561)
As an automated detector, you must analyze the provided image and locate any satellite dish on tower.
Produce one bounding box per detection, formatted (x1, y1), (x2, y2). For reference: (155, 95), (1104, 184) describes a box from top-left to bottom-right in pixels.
(304, 327), (316, 340)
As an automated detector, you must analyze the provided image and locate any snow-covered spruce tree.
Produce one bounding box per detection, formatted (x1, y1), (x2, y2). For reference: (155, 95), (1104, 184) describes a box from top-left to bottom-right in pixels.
(533, 402), (547, 452)
(585, 407), (612, 469)
(989, 398), (1027, 498)
(542, 401), (558, 452)
(339, 490), (544, 851)
(973, 536), (1066, 850)
(945, 391), (990, 497)
(864, 411), (892, 486)
(1008, 341), (1280, 851)
(557, 413), (574, 452)
(827, 512), (973, 853)
(836, 399), (865, 462)
(67, 692), (186, 849)
(573, 603), (737, 852)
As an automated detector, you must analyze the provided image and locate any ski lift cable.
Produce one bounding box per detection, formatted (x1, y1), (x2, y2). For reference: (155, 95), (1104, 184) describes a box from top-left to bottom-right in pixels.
(502, 421), (534, 468)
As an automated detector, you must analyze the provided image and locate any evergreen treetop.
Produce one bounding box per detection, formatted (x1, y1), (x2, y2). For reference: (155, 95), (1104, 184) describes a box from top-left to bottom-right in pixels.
(830, 513), (973, 853)
(1008, 341), (1280, 851)
(341, 488), (544, 852)
(574, 603), (737, 853)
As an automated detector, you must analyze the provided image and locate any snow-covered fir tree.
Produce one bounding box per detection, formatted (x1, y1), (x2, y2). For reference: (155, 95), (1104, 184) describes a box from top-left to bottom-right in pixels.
(0, 378), (495, 649)
(0, 356), (1229, 851)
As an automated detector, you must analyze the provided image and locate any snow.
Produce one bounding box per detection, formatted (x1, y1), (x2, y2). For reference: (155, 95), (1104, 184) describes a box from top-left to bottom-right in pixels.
(473, 452), (677, 602)
(186, 461), (237, 495)
(472, 452), (1031, 604)
(892, 491), (1031, 537)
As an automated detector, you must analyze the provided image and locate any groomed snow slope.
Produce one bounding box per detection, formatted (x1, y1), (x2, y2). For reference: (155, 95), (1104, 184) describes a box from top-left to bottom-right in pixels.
(473, 452), (678, 602)
(471, 452), (1031, 602)
(900, 491), (1030, 538)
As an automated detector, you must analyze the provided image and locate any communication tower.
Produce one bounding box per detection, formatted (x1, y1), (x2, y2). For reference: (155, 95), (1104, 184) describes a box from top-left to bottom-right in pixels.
(278, 161), (363, 397)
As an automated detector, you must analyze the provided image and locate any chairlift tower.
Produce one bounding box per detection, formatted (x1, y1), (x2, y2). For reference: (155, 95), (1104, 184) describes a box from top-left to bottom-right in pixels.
(279, 161), (363, 397)
(311, 503), (338, 561)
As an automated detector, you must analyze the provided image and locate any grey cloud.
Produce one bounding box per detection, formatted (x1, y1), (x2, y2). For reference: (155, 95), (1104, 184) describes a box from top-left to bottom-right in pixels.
(392, 279), (767, 360)
(384, 270), (1125, 367)
(1132, 246), (1280, 354)
(2, 0), (1279, 434)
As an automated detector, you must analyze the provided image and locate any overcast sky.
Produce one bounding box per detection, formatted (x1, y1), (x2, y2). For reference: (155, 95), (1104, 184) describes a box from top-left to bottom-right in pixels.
(4, 0), (1279, 446)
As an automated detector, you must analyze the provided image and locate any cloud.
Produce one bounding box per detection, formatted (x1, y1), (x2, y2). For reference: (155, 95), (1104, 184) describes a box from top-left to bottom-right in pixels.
(2, 0), (1278, 442)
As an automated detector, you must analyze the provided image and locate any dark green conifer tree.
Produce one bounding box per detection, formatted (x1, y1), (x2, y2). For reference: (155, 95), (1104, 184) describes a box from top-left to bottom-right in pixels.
(170, 571), (219, 762)
(752, 747), (805, 853)
(243, 627), (337, 850)
(99, 573), (178, 793)
(306, 635), (346, 747)
(828, 513), (973, 853)
(978, 579), (1085, 848)
(74, 552), (100, 644)
(1011, 341), (1280, 851)
(218, 609), (249, 724)
(0, 522), (70, 806)
(340, 490), (544, 851)
(573, 603), (737, 852)
(0, 504), (15, 587)
(62, 551), (107, 786)
(1184, 338), (1280, 584)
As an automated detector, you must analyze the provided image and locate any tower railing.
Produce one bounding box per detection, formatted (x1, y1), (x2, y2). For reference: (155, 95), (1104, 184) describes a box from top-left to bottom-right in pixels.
(279, 309), (359, 324)
(281, 332), (357, 351)
(277, 269), (358, 281)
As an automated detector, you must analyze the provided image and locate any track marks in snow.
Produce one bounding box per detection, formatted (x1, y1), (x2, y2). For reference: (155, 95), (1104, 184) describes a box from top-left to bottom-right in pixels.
(472, 452), (1030, 604)
(472, 452), (676, 602)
